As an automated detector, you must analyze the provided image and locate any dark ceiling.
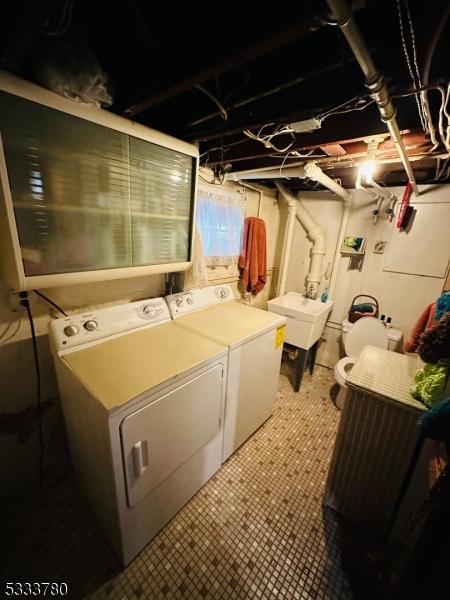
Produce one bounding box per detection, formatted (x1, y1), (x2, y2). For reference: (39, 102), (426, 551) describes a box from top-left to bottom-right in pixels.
(1, 0), (449, 189)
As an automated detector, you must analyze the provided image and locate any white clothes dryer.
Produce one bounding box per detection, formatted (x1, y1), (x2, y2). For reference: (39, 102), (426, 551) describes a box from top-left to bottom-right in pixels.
(49, 298), (227, 565)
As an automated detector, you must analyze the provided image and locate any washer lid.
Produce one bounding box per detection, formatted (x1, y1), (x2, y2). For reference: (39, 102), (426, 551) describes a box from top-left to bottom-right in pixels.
(175, 301), (286, 347)
(344, 317), (388, 357)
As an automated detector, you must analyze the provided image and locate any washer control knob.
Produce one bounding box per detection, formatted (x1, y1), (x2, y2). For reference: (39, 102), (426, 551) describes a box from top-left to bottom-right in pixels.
(142, 304), (157, 318)
(176, 297), (184, 307)
(220, 288), (228, 298)
(186, 297), (194, 305)
(64, 324), (79, 337)
(84, 320), (98, 331)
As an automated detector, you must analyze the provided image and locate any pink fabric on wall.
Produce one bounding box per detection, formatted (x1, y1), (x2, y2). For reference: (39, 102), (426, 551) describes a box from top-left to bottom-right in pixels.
(404, 302), (436, 353)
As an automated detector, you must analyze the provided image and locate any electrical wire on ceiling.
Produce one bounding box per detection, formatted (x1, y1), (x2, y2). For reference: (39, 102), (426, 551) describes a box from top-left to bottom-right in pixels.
(397, 0), (450, 153)
(396, 0), (427, 130)
(435, 156), (450, 180)
(195, 85), (228, 122)
(318, 99), (375, 122)
(200, 136), (252, 162)
(200, 78), (450, 179)
(222, 68), (250, 108)
(128, 0), (158, 48)
(278, 151), (294, 179)
(243, 123), (296, 153)
(242, 91), (374, 155)
(270, 149), (325, 160)
(315, 92), (371, 121)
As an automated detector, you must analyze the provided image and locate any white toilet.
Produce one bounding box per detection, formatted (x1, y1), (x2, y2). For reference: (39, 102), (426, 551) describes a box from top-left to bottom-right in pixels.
(334, 317), (402, 404)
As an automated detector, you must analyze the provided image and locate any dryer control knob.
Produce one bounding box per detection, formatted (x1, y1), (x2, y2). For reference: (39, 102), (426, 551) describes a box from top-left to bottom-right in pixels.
(64, 324), (79, 337)
(186, 297), (194, 305)
(84, 320), (98, 331)
(220, 288), (228, 298)
(176, 298), (184, 307)
(142, 305), (157, 318)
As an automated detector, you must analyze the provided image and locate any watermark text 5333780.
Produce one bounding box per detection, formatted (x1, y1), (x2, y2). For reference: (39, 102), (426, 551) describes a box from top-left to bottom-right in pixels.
(5, 582), (68, 596)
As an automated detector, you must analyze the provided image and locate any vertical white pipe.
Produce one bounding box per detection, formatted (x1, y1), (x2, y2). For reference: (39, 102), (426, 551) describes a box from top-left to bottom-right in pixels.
(277, 204), (297, 296)
(276, 182), (326, 299)
(303, 162), (353, 301)
(238, 181), (263, 217)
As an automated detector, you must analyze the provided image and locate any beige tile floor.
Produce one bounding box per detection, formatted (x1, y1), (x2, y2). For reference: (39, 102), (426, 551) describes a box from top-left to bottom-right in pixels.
(2, 366), (367, 600)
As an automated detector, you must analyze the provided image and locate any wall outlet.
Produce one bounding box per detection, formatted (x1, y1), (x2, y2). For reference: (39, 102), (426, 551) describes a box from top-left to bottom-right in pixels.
(9, 291), (27, 312)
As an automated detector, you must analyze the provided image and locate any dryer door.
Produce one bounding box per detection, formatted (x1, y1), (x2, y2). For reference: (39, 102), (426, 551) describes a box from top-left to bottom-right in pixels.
(121, 364), (223, 507)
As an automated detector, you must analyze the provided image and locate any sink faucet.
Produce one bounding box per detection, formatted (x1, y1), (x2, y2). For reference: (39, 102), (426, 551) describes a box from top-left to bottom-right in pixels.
(305, 284), (316, 299)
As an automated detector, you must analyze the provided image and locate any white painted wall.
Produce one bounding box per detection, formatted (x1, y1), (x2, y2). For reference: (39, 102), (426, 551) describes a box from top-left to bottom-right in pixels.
(284, 184), (450, 368)
(0, 180), (282, 497)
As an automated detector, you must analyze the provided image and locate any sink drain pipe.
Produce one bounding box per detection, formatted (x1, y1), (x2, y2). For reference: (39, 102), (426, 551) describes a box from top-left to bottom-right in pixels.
(275, 182), (326, 299)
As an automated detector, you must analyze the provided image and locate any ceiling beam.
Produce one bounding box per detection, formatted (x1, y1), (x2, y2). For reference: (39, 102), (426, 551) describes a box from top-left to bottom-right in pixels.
(186, 56), (360, 129)
(204, 131), (431, 172)
(123, 18), (324, 117)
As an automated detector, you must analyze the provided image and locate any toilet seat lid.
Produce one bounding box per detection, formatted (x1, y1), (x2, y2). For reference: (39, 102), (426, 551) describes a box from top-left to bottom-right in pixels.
(344, 317), (388, 357)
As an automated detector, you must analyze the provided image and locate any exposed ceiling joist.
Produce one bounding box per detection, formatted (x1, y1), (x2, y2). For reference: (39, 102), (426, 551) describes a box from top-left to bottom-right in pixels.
(122, 18), (324, 117)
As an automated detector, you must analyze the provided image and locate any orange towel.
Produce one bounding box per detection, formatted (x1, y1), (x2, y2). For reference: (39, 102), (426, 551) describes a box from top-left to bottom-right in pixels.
(238, 217), (267, 295)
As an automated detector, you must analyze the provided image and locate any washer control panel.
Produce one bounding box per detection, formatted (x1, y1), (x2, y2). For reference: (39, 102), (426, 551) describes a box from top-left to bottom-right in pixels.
(166, 284), (234, 317)
(50, 298), (171, 352)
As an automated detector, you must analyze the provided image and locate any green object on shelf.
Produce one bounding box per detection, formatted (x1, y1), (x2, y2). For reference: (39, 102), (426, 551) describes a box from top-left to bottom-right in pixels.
(343, 236), (364, 251)
(411, 359), (450, 407)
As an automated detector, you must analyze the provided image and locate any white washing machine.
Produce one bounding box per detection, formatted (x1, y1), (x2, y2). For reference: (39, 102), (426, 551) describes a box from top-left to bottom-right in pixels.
(49, 298), (227, 565)
(166, 285), (287, 461)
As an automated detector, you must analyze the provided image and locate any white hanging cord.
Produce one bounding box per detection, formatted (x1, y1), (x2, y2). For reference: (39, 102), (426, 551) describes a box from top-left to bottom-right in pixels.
(444, 83), (450, 150)
(195, 85), (228, 122)
(404, 0), (428, 130)
(396, 0), (427, 130)
(243, 126), (295, 153)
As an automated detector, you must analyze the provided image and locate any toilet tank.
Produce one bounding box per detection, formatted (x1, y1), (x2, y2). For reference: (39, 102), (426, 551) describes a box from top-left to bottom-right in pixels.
(342, 319), (402, 352)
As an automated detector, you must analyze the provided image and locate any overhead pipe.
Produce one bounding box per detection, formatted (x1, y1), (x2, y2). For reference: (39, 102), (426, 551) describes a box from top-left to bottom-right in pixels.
(366, 175), (395, 200)
(228, 165), (305, 181)
(188, 58), (360, 129)
(304, 163), (352, 300)
(238, 180), (263, 218)
(233, 161), (350, 300)
(326, 0), (420, 196)
(275, 182), (326, 299)
(304, 162), (351, 201)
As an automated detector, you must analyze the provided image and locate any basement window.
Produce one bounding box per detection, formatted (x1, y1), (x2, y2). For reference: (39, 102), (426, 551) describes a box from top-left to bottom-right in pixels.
(196, 186), (245, 266)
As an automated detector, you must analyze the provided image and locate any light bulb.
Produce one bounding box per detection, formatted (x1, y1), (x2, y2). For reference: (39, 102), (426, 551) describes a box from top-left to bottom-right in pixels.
(359, 159), (376, 179)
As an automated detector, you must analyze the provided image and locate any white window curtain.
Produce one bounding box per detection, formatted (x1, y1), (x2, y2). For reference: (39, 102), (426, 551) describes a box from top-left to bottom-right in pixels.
(196, 184), (246, 266)
(183, 224), (208, 290)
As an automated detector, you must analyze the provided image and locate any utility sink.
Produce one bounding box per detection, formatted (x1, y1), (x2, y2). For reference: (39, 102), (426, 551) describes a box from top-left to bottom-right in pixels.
(268, 292), (334, 350)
